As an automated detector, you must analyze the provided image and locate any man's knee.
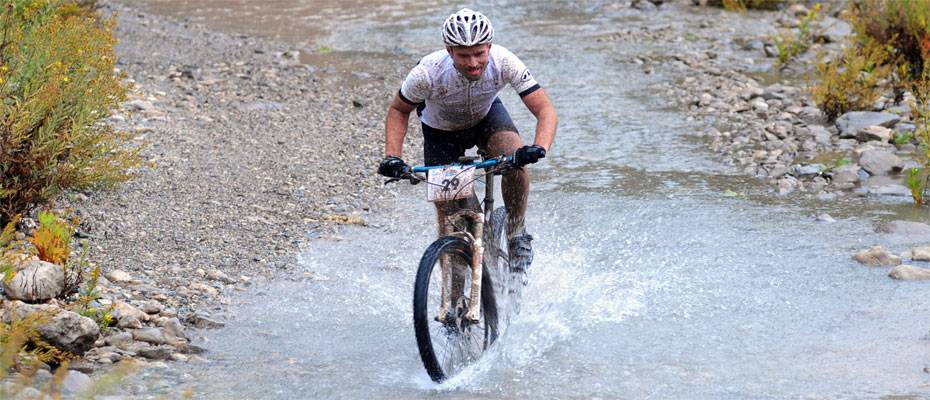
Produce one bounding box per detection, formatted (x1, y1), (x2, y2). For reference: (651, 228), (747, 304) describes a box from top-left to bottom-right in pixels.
(485, 130), (521, 156)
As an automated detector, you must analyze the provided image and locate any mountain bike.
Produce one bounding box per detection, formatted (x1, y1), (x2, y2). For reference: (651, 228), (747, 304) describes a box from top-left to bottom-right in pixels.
(387, 153), (524, 383)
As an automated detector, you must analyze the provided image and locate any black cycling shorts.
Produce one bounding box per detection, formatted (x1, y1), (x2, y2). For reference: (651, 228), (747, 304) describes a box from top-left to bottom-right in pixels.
(420, 98), (519, 166)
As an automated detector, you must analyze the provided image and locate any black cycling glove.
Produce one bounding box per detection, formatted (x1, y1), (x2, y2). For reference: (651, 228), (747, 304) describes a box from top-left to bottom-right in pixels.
(513, 145), (547, 167)
(378, 156), (410, 178)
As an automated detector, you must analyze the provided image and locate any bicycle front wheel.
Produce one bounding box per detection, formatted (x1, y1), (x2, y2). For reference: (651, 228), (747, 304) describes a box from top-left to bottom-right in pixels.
(413, 236), (499, 383)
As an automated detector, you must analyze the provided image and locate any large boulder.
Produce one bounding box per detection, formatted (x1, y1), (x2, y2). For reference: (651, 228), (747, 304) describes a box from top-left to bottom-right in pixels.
(836, 112), (901, 138)
(1, 260), (64, 302)
(2, 301), (99, 354)
(888, 265), (930, 281)
(858, 149), (903, 175)
(853, 246), (901, 266)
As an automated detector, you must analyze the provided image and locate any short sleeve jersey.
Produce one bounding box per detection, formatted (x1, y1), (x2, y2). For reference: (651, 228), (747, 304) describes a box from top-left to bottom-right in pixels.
(398, 45), (540, 132)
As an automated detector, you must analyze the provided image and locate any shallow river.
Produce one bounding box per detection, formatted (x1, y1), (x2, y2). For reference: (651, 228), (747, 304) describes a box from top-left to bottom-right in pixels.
(121, 1), (930, 398)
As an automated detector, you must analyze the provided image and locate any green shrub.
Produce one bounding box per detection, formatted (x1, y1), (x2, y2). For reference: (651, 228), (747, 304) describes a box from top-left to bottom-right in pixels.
(702, 0), (787, 11)
(0, 0), (144, 227)
(774, 4), (823, 66)
(849, 0), (930, 80)
(811, 38), (893, 121)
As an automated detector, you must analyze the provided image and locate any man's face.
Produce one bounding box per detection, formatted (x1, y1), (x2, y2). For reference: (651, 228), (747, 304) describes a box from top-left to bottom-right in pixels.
(447, 43), (492, 81)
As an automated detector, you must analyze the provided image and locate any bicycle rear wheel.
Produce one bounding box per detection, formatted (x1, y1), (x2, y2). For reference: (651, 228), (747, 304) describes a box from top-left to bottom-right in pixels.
(413, 236), (499, 383)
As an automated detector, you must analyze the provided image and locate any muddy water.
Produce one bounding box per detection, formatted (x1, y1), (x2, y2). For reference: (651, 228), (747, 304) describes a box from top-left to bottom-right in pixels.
(121, 1), (930, 398)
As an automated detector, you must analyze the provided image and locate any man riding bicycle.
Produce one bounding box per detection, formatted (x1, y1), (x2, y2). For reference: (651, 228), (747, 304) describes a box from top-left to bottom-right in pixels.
(378, 8), (558, 272)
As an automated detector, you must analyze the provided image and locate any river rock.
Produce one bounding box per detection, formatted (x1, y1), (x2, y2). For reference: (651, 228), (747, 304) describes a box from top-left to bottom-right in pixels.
(3, 301), (99, 354)
(112, 301), (148, 324)
(132, 327), (172, 345)
(105, 331), (134, 349)
(105, 269), (133, 283)
(876, 220), (930, 235)
(836, 112), (901, 138)
(156, 317), (187, 340)
(888, 265), (930, 281)
(791, 164), (824, 178)
(186, 312), (225, 329)
(857, 125), (893, 142)
(2, 260), (64, 302)
(853, 246), (902, 266)
(61, 371), (93, 395)
(831, 165), (860, 185)
(910, 246), (930, 261)
(858, 149), (903, 175)
(142, 300), (163, 314)
(138, 345), (176, 360)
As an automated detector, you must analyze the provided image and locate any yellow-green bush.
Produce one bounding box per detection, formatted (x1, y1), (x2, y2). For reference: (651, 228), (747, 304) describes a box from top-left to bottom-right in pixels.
(850, 0), (930, 80)
(0, 0), (143, 227)
(699, 0), (788, 11)
(811, 38), (894, 121)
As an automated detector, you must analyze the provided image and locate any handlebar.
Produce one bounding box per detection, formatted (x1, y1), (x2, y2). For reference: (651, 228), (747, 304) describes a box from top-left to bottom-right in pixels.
(384, 155), (514, 185)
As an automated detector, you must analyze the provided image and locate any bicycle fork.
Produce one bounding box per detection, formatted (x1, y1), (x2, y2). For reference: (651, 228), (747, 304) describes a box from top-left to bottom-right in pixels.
(437, 210), (484, 324)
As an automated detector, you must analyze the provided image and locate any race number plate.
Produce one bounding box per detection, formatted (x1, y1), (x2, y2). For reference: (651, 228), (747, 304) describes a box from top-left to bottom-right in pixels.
(427, 166), (475, 202)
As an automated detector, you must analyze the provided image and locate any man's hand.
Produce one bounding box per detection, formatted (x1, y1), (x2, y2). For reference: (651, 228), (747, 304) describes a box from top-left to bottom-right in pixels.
(513, 145), (546, 167)
(378, 156), (410, 178)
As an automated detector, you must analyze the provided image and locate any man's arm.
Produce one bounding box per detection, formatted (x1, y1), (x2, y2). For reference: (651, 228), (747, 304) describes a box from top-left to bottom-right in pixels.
(520, 88), (558, 152)
(384, 93), (418, 157)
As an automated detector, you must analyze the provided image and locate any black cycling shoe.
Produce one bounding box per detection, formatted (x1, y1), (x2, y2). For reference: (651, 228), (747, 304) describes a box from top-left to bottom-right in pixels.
(507, 232), (534, 273)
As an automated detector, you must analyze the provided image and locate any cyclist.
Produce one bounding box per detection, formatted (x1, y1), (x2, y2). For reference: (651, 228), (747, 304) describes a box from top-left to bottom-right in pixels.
(378, 8), (558, 272)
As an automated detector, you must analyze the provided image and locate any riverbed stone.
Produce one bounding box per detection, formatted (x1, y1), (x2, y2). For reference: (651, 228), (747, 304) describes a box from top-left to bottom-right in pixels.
(888, 265), (930, 281)
(853, 246), (902, 266)
(3, 301), (99, 354)
(105, 269), (133, 283)
(857, 125), (893, 142)
(858, 149), (903, 175)
(876, 220), (930, 235)
(910, 246), (930, 261)
(2, 260), (64, 302)
(132, 327), (170, 345)
(836, 112), (901, 138)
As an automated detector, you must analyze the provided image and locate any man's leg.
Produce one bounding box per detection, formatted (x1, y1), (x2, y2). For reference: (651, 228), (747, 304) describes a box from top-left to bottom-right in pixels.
(484, 131), (528, 237)
(484, 131), (534, 272)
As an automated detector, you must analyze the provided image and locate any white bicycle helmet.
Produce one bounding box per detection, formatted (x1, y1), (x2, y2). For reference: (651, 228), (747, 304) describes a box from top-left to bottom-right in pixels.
(441, 8), (494, 47)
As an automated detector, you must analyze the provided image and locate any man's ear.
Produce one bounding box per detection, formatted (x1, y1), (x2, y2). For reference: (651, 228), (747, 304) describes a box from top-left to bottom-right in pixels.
(446, 46), (453, 56)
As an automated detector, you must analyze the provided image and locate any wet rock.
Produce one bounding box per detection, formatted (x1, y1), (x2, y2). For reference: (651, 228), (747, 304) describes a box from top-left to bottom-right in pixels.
(853, 246), (901, 266)
(118, 315), (143, 329)
(105, 269), (133, 283)
(876, 221), (930, 235)
(888, 265), (930, 281)
(857, 125), (893, 142)
(777, 176), (799, 195)
(62, 371), (93, 395)
(895, 122), (917, 134)
(132, 327), (171, 345)
(632, 0), (657, 11)
(868, 184), (911, 197)
(206, 269), (236, 284)
(3, 301), (99, 354)
(242, 101), (285, 111)
(190, 282), (219, 296)
(124, 99), (155, 112)
(816, 213), (836, 223)
(836, 112), (901, 138)
(831, 165), (860, 185)
(156, 317), (187, 340)
(112, 301), (148, 325)
(138, 345), (176, 360)
(858, 149), (903, 175)
(911, 246), (930, 261)
(142, 300), (163, 314)
(186, 312), (225, 329)
(763, 44), (778, 58)
(790, 163), (824, 179)
(2, 260), (64, 302)
(105, 331), (134, 349)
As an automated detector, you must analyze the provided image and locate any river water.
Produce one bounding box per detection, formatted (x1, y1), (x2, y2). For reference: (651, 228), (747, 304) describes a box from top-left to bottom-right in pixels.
(120, 1), (930, 398)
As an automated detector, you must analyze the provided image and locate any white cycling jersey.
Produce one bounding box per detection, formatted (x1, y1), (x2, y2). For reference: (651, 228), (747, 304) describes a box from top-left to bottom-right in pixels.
(399, 45), (540, 131)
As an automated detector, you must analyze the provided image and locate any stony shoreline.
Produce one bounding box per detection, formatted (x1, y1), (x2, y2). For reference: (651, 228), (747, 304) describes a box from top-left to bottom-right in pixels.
(5, 0), (414, 389)
(5, 0), (930, 394)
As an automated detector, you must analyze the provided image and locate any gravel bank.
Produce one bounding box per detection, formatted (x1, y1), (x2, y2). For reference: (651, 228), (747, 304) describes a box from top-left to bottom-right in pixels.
(64, 2), (415, 317)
